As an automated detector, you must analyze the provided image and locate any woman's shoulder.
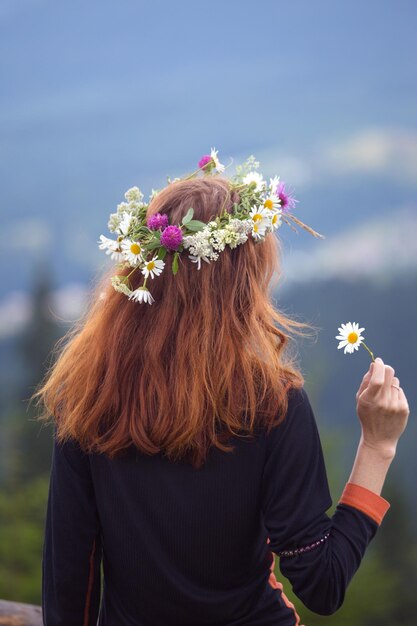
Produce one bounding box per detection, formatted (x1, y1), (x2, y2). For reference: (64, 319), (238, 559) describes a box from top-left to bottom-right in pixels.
(287, 384), (309, 407)
(263, 385), (319, 449)
(277, 384), (314, 425)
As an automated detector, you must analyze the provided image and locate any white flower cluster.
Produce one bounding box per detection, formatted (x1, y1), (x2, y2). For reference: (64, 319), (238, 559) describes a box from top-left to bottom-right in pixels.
(182, 219), (255, 269)
(110, 276), (132, 296)
(182, 229), (219, 265)
(107, 186), (145, 234)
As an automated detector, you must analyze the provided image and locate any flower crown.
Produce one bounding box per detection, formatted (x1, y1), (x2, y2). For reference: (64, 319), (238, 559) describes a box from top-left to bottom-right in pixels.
(98, 148), (324, 304)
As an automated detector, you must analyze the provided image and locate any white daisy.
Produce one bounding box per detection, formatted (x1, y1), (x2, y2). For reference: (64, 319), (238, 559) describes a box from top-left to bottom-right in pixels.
(242, 171), (266, 192)
(118, 212), (134, 236)
(269, 176), (281, 195)
(128, 286), (155, 304)
(210, 147), (225, 173)
(249, 206), (271, 238)
(271, 211), (282, 230)
(266, 209), (283, 231)
(251, 222), (268, 240)
(249, 206), (269, 224)
(262, 193), (281, 212)
(141, 256), (165, 279)
(121, 238), (145, 265)
(98, 235), (124, 262)
(335, 322), (365, 354)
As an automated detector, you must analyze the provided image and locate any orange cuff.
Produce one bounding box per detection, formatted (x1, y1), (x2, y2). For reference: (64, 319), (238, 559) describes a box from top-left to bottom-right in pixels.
(338, 482), (390, 525)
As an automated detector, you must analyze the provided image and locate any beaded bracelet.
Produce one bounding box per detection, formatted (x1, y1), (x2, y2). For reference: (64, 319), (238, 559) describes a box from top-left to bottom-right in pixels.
(276, 532), (330, 558)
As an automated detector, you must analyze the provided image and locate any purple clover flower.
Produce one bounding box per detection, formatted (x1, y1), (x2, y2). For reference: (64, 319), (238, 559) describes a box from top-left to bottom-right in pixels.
(198, 154), (213, 170)
(276, 182), (298, 213)
(147, 213), (169, 231)
(160, 225), (183, 251)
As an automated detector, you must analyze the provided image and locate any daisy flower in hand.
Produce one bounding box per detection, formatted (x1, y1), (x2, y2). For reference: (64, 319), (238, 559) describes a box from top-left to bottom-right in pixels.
(335, 322), (375, 361)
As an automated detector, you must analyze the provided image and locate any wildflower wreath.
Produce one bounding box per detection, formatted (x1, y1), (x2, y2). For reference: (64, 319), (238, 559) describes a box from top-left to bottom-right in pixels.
(98, 148), (325, 304)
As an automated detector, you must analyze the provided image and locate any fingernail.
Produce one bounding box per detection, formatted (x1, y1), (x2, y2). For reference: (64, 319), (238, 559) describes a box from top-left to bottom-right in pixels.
(375, 357), (383, 363)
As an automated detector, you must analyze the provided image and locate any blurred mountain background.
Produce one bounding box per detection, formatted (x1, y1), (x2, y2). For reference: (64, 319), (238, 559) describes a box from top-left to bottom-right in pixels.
(0, 0), (416, 623)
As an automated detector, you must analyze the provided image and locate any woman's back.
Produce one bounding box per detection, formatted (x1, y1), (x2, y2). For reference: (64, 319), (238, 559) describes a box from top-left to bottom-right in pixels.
(42, 385), (389, 625)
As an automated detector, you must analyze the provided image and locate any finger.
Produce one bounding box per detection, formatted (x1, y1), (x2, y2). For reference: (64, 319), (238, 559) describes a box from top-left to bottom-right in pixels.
(398, 388), (410, 415)
(357, 368), (374, 398)
(356, 361), (377, 397)
(390, 376), (400, 406)
(382, 365), (395, 398)
(391, 376), (400, 387)
(366, 358), (386, 397)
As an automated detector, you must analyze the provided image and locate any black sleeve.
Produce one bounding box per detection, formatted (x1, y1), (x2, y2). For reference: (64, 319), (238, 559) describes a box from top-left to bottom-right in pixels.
(261, 386), (390, 616)
(42, 428), (103, 626)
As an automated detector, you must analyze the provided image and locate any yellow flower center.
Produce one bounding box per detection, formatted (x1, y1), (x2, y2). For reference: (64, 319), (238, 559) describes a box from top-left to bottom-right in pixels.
(347, 332), (358, 344)
(147, 261), (155, 271)
(272, 214), (279, 224)
(253, 224), (259, 233)
(264, 199), (274, 209)
(252, 213), (263, 222)
(130, 243), (141, 255)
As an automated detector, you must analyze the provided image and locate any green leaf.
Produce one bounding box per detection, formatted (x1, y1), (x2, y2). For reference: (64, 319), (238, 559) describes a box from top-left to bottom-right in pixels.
(144, 240), (161, 251)
(144, 232), (162, 251)
(172, 252), (179, 275)
(185, 220), (206, 232)
(157, 246), (167, 260)
(181, 207), (194, 225)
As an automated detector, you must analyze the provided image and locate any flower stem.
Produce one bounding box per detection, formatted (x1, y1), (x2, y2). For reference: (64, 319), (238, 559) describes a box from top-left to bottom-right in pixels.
(126, 266), (138, 279)
(221, 157), (234, 174)
(361, 341), (375, 362)
(183, 165), (207, 180)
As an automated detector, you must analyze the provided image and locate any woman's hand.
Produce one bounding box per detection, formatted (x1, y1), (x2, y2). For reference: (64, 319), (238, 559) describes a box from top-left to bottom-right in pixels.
(355, 357), (410, 459)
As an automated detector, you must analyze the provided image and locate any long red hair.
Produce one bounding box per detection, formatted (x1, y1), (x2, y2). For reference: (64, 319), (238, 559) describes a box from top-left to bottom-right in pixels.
(32, 176), (315, 468)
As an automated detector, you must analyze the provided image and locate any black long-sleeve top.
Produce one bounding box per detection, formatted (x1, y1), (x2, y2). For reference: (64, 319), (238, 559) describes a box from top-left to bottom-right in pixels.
(42, 386), (390, 626)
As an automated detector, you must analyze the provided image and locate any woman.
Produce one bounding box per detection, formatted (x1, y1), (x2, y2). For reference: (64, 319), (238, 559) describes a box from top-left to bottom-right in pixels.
(34, 172), (409, 626)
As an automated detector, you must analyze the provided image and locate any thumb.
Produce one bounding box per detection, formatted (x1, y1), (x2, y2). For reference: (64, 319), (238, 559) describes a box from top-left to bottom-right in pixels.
(356, 365), (374, 398)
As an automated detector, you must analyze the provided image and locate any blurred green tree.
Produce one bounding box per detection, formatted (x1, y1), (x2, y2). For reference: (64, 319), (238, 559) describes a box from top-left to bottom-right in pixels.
(10, 258), (63, 484)
(0, 474), (49, 603)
